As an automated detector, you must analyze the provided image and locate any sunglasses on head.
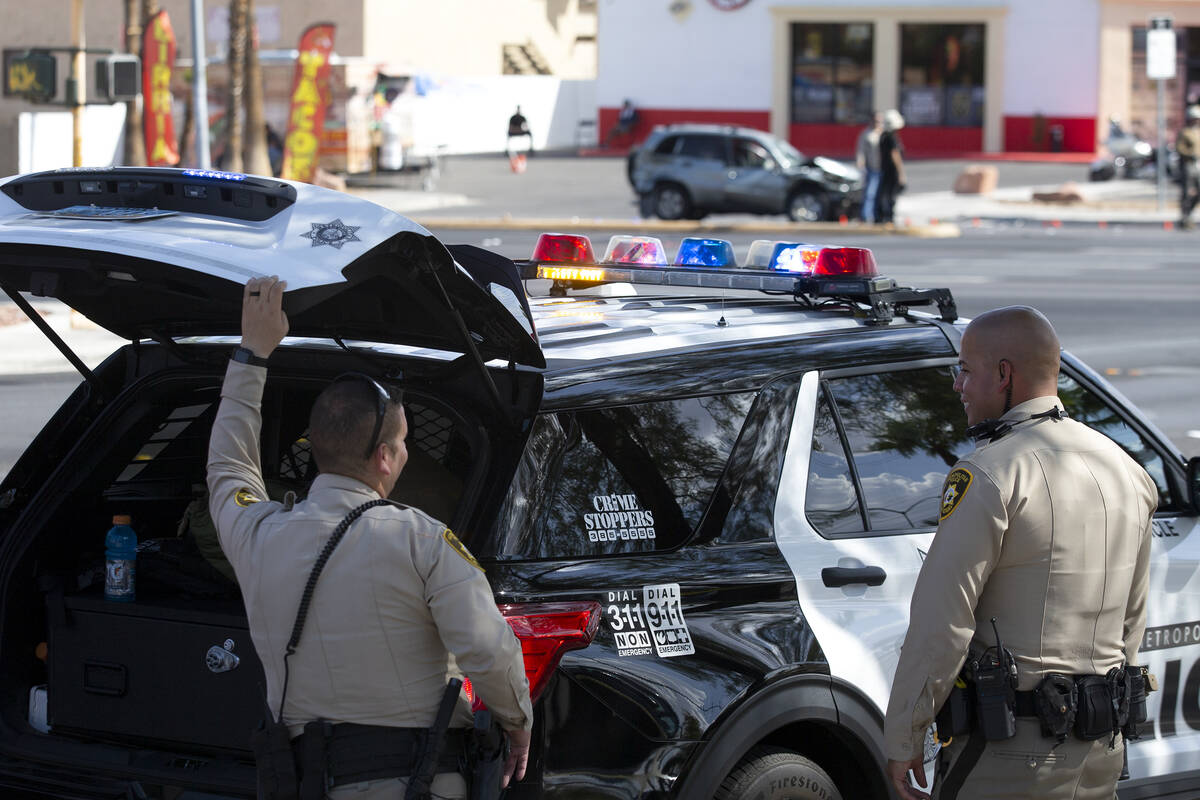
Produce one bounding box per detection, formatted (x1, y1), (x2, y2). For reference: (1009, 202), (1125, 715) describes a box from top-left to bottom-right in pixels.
(332, 372), (403, 460)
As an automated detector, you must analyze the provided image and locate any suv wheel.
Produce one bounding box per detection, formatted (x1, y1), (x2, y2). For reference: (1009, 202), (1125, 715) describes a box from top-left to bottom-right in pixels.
(653, 183), (691, 220)
(715, 747), (843, 800)
(787, 189), (827, 223)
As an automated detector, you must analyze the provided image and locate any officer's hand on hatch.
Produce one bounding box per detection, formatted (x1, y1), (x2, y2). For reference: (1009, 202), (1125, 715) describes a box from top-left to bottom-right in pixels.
(887, 757), (931, 800)
(501, 728), (531, 788)
(241, 276), (289, 359)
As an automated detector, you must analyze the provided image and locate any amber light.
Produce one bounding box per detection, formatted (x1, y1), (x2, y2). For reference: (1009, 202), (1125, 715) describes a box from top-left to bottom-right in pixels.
(537, 265), (608, 282)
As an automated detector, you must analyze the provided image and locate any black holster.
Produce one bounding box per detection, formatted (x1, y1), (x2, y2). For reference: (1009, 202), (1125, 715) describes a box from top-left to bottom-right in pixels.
(1124, 665), (1151, 740)
(250, 703), (299, 800)
(469, 709), (508, 800)
(298, 720), (332, 800)
(1033, 673), (1077, 743)
(1074, 674), (1115, 741)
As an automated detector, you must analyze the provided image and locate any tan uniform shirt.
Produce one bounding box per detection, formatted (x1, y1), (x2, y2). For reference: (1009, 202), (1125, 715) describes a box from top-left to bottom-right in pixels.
(207, 361), (533, 737)
(883, 396), (1157, 761)
(1177, 125), (1200, 161)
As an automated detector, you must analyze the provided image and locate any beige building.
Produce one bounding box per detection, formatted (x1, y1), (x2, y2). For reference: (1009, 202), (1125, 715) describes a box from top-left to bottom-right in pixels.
(0, 0), (596, 175)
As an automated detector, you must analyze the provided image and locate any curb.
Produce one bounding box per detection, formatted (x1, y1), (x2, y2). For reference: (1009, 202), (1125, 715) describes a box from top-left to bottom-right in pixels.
(412, 216), (962, 239)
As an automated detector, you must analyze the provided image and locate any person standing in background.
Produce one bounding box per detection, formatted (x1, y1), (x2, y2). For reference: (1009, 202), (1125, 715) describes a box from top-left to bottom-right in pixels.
(877, 109), (907, 225)
(856, 111), (884, 223)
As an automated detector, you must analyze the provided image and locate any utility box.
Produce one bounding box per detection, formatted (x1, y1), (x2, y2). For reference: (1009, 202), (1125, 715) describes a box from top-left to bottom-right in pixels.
(95, 55), (141, 104)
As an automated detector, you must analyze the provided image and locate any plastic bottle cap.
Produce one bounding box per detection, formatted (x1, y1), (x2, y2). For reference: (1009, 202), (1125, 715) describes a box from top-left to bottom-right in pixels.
(112, 514), (132, 525)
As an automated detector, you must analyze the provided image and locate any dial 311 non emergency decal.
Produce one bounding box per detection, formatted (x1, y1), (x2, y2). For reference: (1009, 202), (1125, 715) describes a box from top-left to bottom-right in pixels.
(605, 583), (694, 658)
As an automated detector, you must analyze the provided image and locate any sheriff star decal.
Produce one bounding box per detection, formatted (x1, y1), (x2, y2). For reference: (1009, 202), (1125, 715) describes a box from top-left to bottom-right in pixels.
(301, 219), (361, 249)
(940, 468), (973, 521)
(443, 528), (484, 571)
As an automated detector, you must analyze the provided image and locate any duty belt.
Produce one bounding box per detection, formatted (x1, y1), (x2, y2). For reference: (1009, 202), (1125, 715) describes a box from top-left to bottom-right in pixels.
(293, 722), (470, 786)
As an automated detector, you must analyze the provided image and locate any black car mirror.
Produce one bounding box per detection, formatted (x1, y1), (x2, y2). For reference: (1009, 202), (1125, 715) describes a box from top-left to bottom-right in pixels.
(1188, 456), (1200, 513)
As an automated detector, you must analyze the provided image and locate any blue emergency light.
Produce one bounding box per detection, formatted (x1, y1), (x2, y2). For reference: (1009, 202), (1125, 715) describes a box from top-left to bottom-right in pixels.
(673, 237), (736, 268)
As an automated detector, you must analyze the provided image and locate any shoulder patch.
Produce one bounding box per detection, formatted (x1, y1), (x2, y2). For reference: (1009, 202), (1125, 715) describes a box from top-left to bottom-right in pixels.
(443, 528), (483, 571)
(234, 488), (262, 507)
(940, 468), (973, 521)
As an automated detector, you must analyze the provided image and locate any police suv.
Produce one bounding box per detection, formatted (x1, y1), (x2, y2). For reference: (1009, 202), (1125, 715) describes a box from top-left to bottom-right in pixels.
(0, 168), (1196, 800)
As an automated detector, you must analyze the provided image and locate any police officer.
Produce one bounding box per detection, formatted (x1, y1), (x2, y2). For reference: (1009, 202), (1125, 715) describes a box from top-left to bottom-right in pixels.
(208, 276), (532, 799)
(884, 306), (1157, 800)
(1176, 105), (1200, 230)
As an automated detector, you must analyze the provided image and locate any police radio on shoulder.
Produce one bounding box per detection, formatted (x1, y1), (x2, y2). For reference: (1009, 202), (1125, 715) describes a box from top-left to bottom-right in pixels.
(231, 346), (269, 368)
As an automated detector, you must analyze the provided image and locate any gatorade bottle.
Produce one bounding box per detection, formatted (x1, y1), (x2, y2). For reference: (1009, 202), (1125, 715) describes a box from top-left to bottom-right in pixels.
(104, 515), (137, 602)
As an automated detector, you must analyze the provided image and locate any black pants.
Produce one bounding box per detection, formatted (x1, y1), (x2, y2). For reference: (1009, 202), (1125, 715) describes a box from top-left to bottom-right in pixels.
(1181, 161), (1199, 221)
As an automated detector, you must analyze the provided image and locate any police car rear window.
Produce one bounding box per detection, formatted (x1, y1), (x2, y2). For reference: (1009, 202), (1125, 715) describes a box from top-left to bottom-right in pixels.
(489, 394), (755, 559)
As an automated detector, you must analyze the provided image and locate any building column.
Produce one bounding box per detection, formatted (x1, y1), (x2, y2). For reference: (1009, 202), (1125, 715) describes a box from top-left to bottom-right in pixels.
(874, 18), (899, 115)
(984, 17), (1005, 152)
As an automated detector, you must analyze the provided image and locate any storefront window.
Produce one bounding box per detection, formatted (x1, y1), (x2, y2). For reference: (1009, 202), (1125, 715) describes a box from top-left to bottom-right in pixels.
(899, 24), (985, 127)
(791, 23), (874, 125)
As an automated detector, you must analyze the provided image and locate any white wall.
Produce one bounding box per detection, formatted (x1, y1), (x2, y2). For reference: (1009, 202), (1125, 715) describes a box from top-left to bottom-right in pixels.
(385, 75), (596, 155)
(1002, 0), (1100, 115)
(596, 0), (774, 110)
(18, 105), (127, 174)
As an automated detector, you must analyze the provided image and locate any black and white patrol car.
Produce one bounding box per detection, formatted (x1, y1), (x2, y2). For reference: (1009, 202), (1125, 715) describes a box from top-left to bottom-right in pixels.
(0, 168), (1196, 800)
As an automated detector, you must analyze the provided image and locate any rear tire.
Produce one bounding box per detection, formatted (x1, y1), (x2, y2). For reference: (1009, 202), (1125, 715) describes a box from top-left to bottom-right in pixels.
(786, 189), (827, 222)
(652, 183), (691, 220)
(714, 746), (842, 800)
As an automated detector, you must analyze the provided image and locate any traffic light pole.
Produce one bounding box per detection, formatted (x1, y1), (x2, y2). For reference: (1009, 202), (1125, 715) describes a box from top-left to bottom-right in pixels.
(71, 0), (85, 167)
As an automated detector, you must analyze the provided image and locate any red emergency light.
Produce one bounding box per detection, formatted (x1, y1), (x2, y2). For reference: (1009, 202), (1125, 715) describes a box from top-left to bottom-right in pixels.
(812, 246), (878, 277)
(531, 233), (597, 264)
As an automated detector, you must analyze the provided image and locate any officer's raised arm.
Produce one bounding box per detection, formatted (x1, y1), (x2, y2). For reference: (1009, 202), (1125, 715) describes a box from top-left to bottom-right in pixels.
(206, 276), (288, 562)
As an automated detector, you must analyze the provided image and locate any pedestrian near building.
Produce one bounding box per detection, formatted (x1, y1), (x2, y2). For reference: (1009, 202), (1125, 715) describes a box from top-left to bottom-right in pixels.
(207, 277), (532, 799)
(604, 99), (640, 147)
(884, 306), (1157, 800)
(877, 109), (907, 224)
(1175, 105), (1200, 229)
(856, 111), (884, 223)
(507, 105), (533, 156)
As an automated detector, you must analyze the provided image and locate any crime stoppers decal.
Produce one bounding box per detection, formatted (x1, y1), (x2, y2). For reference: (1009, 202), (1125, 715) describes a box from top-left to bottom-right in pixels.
(586, 493), (656, 543)
(605, 583), (694, 658)
(940, 468), (972, 520)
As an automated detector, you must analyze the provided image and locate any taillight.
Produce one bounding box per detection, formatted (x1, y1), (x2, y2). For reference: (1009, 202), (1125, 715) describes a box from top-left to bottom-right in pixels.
(500, 601), (601, 701)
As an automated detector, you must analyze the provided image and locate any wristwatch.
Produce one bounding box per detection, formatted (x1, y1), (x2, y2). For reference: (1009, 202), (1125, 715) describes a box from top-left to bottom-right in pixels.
(231, 346), (270, 367)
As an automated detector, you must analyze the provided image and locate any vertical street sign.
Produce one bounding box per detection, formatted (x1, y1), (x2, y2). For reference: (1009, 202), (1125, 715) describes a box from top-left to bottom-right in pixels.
(1147, 16), (1174, 211)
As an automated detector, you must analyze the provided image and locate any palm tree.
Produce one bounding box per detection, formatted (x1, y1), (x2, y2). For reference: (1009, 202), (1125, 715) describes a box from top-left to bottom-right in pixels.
(242, 0), (271, 176)
(225, 0), (247, 172)
(122, 0), (146, 165)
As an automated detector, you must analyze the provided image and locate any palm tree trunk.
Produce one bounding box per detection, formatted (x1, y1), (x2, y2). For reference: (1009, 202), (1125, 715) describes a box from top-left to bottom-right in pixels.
(242, 0), (271, 176)
(123, 0), (146, 165)
(225, 0), (248, 172)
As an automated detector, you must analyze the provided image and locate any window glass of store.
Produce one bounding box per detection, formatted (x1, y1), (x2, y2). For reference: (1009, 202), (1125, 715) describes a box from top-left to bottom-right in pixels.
(490, 394), (756, 559)
(899, 23), (985, 127)
(790, 22), (874, 125)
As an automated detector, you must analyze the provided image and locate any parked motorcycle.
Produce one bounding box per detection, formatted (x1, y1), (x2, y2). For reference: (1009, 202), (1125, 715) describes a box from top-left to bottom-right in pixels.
(1089, 117), (1178, 181)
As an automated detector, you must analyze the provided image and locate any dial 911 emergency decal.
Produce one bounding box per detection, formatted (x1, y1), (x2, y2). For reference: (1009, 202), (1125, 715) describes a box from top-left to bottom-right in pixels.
(605, 583), (694, 658)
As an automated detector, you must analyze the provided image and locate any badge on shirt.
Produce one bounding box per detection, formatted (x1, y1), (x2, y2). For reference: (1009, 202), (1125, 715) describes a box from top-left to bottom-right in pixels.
(234, 488), (262, 507)
(443, 528), (484, 571)
(940, 468), (972, 521)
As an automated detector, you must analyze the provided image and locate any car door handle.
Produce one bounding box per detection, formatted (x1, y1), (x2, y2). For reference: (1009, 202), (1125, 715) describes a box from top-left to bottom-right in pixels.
(821, 566), (886, 587)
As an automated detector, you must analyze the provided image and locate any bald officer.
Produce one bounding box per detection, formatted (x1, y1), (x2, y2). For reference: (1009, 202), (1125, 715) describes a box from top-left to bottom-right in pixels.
(884, 306), (1157, 800)
(208, 276), (532, 799)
